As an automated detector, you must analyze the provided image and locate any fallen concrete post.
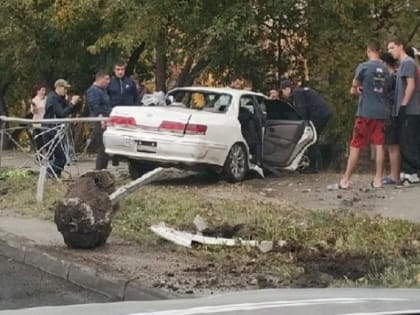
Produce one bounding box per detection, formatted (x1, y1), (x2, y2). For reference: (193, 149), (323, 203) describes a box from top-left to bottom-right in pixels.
(109, 167), (163, 205)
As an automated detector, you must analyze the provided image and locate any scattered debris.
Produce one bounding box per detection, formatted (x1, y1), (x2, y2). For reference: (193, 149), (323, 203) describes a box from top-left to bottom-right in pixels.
(193, 215), (208, 233)
(257, 241), (274, 253)
(327, 183), (339, 191)
(150, 222), (276, 253)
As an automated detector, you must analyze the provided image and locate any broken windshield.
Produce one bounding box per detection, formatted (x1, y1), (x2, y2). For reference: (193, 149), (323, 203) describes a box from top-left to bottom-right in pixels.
(167, 90), (232, 113)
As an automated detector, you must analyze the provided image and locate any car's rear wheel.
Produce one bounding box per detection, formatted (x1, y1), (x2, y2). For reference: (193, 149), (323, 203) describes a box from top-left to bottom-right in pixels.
(128, 160), (156, 180)
(223, 143), (248, 182)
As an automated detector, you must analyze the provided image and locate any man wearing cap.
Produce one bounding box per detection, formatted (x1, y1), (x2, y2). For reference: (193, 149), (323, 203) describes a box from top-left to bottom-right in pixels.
(280, 79), (332, 173)
(43, 79), (80, 178)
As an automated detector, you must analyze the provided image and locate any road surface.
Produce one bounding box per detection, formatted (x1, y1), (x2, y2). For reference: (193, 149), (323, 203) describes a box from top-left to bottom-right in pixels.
(0, 256), (110, 311)
(2, 288), (420, 314)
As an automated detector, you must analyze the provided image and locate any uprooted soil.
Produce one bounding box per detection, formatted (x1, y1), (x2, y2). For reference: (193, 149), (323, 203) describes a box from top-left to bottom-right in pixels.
(3, 152), (420, 295)
(41, 233), (419, 296)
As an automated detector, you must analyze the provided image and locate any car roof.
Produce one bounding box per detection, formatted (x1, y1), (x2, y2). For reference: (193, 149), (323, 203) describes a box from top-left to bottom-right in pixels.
(168, 86), (266, 98)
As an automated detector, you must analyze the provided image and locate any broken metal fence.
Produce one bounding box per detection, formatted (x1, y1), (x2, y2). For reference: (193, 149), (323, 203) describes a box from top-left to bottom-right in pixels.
(0, 115), (107, 202)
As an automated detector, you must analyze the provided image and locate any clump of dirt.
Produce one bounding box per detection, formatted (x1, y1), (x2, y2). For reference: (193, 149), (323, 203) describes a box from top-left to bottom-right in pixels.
(294, 248), (386, 283)
(201, 223), (259, 239)
(54, 170), (117, 249)
(158, 221), (391, 291)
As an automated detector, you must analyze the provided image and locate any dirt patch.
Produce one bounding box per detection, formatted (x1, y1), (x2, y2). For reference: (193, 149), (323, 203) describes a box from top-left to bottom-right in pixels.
(3, 157), (420, 293)
(54, 171), (117, 249)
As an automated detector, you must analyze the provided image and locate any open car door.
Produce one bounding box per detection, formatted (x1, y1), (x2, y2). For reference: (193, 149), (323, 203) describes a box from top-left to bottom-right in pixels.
(263, 100), (317, 171)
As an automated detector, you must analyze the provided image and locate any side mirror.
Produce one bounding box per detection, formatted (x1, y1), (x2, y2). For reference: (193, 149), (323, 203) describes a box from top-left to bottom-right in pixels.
(166, 95), (174, 105)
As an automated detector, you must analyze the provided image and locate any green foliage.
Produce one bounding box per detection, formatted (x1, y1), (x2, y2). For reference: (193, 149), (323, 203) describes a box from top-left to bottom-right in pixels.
(0, 0), (418, 149)
(0, 168), (33, 179)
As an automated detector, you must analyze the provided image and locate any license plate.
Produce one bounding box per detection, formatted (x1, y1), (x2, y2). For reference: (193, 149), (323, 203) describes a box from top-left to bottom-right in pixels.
(136, 140), (157, 153)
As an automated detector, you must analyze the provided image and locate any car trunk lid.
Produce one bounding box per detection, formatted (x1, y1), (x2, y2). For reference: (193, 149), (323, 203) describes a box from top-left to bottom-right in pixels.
(109, 106), (208, 136)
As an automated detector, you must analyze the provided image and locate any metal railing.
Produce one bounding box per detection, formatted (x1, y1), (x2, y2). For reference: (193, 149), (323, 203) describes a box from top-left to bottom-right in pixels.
(0, 116), (107, 202)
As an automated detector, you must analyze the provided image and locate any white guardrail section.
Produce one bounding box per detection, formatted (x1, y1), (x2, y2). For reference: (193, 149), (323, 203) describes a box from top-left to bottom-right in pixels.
(0, 115), (108, 202)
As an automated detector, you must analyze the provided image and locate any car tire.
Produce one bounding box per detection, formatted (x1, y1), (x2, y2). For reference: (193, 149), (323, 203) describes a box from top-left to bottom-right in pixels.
(128, 160), (155, 180)
(223, 143), (249, 183)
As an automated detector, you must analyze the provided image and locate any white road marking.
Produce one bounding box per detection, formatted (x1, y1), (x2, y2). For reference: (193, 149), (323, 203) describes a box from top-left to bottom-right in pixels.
(127, 298), (407, 315)
(338, 310), (420, 315)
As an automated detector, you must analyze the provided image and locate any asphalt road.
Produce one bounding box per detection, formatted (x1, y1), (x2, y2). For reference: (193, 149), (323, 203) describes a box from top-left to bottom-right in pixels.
(0, 256), (110, 311)
(2, 288), (420, 315)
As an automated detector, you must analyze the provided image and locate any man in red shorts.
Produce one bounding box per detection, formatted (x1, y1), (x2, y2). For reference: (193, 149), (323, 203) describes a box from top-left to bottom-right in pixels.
(339, 39), (389, 189)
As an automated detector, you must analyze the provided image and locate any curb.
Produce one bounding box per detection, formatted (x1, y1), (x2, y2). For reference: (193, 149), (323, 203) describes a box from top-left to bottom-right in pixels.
(0, 236), (181, 301)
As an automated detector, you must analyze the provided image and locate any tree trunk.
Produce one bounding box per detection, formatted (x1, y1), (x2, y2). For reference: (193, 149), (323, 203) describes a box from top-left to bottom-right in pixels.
(126, 41), (146, 77)
(408, 21), (420, 43)
(176, 57), (194, 87)
(0, 84), (8, 117)
(0, 83), (12, 150)
(155, 27), (168, 92)
(176, 57), (210, 87)
(276, 23), (284, 82)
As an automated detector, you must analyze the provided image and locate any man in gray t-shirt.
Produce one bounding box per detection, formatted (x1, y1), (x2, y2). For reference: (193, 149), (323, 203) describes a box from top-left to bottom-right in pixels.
(394, 57), (420, 116)
(388, 38), (420, 181)
(339, 39), (389, 189)
(355, 60), (388, 119)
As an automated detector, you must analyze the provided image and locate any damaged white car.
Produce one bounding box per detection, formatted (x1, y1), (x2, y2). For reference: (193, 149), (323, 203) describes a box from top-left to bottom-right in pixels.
(103, 87), (316, 182)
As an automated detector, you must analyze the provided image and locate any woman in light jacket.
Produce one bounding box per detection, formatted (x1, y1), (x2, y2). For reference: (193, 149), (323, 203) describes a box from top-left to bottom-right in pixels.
(30, 84), (47, 151)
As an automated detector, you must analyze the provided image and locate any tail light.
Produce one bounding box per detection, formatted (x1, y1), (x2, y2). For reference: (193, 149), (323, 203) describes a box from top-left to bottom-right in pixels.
(185, 123), (207, 135)
(108, 116), (136, 128)
(158, 121), (185, 134)
(159, 120), (207, 135)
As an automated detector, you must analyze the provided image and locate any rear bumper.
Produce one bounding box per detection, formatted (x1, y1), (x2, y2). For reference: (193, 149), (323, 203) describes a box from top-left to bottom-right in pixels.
(103, 129), (228, 167)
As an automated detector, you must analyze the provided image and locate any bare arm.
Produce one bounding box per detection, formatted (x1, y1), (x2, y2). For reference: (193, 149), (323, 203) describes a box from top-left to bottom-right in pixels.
(350, 79), (361, 95)
(401, 77), (415, 106)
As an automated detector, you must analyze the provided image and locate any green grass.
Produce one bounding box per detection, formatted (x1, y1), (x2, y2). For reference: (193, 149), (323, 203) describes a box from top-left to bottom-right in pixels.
(0, 170), (65, 220)
(2, 172), (420, 288)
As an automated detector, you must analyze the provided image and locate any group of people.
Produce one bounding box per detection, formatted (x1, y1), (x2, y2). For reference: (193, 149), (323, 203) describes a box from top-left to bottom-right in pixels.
(339, 38), (420, 189)
(30, 62), (140, 178)
(30, 39), (420, 182)
(230, 75), (332, 174)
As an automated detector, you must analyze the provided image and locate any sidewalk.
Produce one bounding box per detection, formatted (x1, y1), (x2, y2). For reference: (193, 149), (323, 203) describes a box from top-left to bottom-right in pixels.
(0, 210), (188, 301)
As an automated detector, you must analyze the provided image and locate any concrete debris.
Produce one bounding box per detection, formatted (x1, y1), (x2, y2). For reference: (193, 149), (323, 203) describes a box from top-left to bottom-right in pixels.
(150, 223), (274, 253)
(257, 241), (273, 253)
(193, 215), (208, 233)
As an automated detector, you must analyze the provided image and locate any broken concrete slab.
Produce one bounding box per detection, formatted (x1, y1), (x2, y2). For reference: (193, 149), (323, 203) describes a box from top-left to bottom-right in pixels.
(151, 223), (273, 253)
(193, 215), (208, 233)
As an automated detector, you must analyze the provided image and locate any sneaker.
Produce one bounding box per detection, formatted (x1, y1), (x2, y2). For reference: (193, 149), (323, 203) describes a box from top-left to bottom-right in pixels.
(251, 165), (264, 178)
(400, 172), (419, 183)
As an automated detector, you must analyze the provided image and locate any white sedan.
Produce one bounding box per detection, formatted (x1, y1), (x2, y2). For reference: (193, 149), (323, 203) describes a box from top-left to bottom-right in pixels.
(103, 87), (316, 182)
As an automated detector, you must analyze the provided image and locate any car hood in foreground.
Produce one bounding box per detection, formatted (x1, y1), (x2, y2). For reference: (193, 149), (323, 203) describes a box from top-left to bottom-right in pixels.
(2, 288), (420, 315)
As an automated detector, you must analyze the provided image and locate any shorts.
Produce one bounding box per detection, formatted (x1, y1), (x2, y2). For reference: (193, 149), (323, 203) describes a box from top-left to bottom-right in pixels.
(350, 117), (385, 148)
(384, 117), (399, 145)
